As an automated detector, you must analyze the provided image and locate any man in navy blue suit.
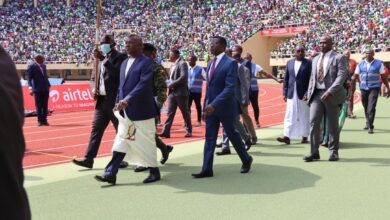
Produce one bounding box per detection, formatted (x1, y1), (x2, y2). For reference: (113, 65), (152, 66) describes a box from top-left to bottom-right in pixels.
(277, 45), (312, 145)
(95, 35), (160, 184)
(192, 36), (253, 178)
(27, 54), (51, 126)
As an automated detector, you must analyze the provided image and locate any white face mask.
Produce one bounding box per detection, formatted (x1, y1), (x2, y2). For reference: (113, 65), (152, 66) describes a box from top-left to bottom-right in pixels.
(100, 44), (111, 55)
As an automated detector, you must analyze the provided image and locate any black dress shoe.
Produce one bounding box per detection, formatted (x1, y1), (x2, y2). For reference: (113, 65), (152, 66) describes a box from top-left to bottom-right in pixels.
(368, 128), (374, 134)
(134, 166), (149, 172)
(328, 154), (339, 161)
(245, 139), (252, 151)
(191, 171), (213, 178)
(158, 133), (170, 138)
(276, 136), (290, 145)
(94, 175), (116, 185)
(303, 154), (320, 162)
(216, 149), (231, 156)
(184, 132), (192, 138)
(251, 137), (258, 145)
(240, 156), (253, 173)
(119, 161), (129, 168)
(72, 158), (93, 169)
(143, 173), (161, 184)
(42, 122), (50, 126)
(301, 137), (309, 144)
(160, 145), (173, 164)
(216, 143), (222, 148)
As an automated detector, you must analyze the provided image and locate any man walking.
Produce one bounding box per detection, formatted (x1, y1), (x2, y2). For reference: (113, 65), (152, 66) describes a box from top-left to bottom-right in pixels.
(187, 54), (206, 127)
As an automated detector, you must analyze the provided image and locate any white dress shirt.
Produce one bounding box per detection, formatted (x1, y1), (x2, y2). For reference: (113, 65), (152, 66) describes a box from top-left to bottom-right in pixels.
(316, 51), (332, 89)
(208, 52), (225, 78)
(125, 57), (135, 78)
(98, 59), (108, 95)
(294, 60), (302, 76)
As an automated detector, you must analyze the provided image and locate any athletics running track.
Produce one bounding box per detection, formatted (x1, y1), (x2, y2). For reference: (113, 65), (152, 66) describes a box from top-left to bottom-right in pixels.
(23, 84), (360, 169)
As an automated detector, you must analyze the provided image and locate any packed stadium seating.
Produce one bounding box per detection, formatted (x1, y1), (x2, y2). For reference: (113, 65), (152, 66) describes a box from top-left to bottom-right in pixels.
(0, 0), (389, 64)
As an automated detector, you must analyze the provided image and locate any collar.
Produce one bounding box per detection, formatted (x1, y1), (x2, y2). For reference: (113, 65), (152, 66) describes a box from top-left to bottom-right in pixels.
(214, 52), (225, 61)
(320, 50), (332, 57)
(364, 59), (376, 65)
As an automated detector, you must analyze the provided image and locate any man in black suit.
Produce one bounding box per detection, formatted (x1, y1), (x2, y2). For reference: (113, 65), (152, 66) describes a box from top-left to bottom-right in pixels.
(0, 45), (31, 220)
(159, 49), (192, 138)
(73, 35), (128, 169)
(27, 54), (51, 126)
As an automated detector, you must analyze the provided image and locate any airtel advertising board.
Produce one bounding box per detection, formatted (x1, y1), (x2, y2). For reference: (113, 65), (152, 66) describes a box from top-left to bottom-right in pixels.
(23, 83), (95, 112)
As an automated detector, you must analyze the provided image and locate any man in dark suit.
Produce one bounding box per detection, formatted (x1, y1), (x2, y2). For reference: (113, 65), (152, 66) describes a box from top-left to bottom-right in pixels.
(73, 35), (128, 169)
(159, 49), (192, 138)
(277, 45), (312, 144)
(0, 45), (31, 220)
(27, 54), (51, 126)
(304, 36), (347, 162)
(192, 36), (253, 178)
(95, 35), (160, 184)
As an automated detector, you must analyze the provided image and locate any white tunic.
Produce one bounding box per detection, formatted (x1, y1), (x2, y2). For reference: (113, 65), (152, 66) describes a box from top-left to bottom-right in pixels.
(112, 111), (158, 167)
(283, 61), (310, 138)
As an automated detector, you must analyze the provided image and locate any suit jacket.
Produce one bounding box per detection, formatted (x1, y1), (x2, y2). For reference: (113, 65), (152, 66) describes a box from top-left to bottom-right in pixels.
(168, 57), (189, 96)
(27, 62), (50, 93)
(117, 54), (157, 121)
(307, 51), (347, 105)
(91, 50), (127, 103)
(283, 58), (312, 99)
(204, 54), (239, 117)
(0, 46), (31, 220)
(236, 64), (250, 105)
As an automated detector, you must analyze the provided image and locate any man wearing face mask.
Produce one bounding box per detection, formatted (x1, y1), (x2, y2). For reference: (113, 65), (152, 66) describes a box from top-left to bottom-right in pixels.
(27, 54), (51, 126)
(73, 35), (128, 169)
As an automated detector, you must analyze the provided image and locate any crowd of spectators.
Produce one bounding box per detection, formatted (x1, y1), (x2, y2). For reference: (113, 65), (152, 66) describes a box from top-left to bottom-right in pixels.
(0, 0), (388, 63)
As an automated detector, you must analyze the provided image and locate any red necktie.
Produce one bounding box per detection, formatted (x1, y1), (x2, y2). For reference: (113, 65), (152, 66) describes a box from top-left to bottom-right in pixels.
(209, 59), (217, 80)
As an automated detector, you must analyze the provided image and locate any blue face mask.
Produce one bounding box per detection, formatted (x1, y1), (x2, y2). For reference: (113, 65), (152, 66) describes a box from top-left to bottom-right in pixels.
(100, 44), (111, 55)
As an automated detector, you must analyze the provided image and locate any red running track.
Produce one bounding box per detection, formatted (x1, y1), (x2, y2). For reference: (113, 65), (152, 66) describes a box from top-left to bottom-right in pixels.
(23, 84), (359, 169)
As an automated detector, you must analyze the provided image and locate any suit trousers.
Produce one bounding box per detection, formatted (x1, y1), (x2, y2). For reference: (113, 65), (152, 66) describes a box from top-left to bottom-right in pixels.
(249, 91), (260, 123)
(85, 96), (118, 159)
(34, 91), (49, 123)
(240, 104), (257, 139)
(202, 114), (250, 172)
(188, 92), (202, 122)
(155, 106), (168, 153)
(360, 88), (380, 129)
(221, 115), (251, 150)
(309, 90), (340, 156)
(162, 94), (192, 135)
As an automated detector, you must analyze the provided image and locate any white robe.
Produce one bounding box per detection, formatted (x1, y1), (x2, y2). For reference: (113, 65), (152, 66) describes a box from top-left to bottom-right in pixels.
(112, 111), (158, 168)
(283, 61), (310, 138)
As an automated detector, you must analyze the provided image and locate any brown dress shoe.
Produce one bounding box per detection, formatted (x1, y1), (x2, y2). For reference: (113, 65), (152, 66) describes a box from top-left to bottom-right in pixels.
(276, 136), (290, 144)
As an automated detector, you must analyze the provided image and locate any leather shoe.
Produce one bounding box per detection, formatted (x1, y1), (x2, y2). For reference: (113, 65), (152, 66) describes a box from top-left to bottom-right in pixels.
(368, 128), (374, 134)
(158, 133), (170, 138)
(301, 137), (308, 144)
(119, 161), (129, 168)
(303, 154), (320, 162)
(42, 122), (50, 126)
(216, 143), (222, 148)
(240, 156), (253, 173)
(328, 154), (339, 161)
(94, 175), (116, 185)
(245, 139), (252, 151)
(72, 158), (93, 169)
(134, 166), (149, 172)
(251, 137), (257, 145)
(160, 145), (174, 164)
(216, 149), (231, 156)
(191, 171), (213, 178)
(184, 132), (192, 138)
(143, 173), (161, 184)
(276, 136), (290, 145)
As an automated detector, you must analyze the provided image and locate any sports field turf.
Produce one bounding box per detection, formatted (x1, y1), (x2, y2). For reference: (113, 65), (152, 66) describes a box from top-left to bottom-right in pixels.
(25, 90), (390, 220)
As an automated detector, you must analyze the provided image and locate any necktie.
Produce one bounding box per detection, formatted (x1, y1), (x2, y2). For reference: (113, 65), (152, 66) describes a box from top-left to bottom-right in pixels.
(39, 64), (45, 76)
(209, 59), (217, 80)
(317, 55), (324, 83)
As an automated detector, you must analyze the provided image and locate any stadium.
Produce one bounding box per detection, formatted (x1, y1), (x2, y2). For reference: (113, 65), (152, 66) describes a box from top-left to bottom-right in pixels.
(0, 0), (389, 219)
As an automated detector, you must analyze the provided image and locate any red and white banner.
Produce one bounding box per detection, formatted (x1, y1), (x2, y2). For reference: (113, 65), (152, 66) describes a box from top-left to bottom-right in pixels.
(23, 83), (95, 112)
(259, 26), (309, 36)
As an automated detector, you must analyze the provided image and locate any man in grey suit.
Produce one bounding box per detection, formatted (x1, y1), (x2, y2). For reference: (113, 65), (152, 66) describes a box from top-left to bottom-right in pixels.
(159, 49), (192, 138)
(304, 36), (347, 162)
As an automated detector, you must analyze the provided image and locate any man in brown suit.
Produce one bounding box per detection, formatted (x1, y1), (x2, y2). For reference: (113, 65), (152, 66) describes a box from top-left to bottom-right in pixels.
(0, 45), (31, 219)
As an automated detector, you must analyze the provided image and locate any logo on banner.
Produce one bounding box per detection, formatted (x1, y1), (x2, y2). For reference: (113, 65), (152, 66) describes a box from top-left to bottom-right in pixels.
(50, 90), (60, 102)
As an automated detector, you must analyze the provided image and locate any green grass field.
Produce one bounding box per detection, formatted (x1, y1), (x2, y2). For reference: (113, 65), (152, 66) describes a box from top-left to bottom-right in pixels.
(25, 95), (390, 220)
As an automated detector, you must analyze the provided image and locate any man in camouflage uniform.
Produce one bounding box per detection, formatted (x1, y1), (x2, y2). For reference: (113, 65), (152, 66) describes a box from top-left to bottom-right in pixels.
(134, 43), (173, 172)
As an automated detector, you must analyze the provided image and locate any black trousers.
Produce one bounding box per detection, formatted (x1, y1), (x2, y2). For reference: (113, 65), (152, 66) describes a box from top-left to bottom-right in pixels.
(34, 91), (49, 123)
(249, 90), (260, 123)
(162, 94), (192, 135)
(85, 96), (118, 159)
(361, 88), (380, 129)
(188, 92), (202, 122)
